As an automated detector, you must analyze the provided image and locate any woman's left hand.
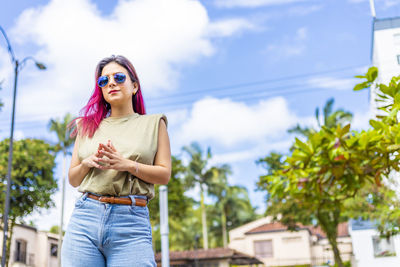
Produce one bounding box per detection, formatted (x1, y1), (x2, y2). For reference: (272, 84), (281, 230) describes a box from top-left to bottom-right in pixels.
(96, 140), (131, 171)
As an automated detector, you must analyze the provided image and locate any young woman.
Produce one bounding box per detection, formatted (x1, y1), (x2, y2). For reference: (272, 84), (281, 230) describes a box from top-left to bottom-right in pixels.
(61, 55), (171, 267)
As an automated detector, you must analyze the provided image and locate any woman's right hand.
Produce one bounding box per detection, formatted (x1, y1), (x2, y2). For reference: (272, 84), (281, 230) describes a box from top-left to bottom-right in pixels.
(81, 147), (103, 169)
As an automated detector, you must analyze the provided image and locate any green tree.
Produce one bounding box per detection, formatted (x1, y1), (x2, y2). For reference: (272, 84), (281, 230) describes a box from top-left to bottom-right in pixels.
(49, 225), (65, 235)
(352, 67), (400, 236)
(182, 142), (220, 250)
(208, 164), (258, 247)
(148, 156), (193, 252)
(257, 67), (400, 267)
(288, 98), (353, 137)
(0, 81), (3, 112)
(0, 138), (57, 266)
(48, 113), (75, 266)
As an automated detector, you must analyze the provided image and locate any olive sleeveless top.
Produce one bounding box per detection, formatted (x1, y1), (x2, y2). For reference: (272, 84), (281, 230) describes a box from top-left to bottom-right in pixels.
(77, 113), (167, 200)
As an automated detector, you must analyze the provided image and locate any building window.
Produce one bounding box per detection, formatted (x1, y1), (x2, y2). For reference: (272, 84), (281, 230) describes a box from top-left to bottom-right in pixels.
(254, 240), (273, 258)
(50, 243), (58, 257)
(394, 33), (400, 46)
(14, 239), (27, 263)
(397, 55), (400, 65)
(372, 236), (396, 257)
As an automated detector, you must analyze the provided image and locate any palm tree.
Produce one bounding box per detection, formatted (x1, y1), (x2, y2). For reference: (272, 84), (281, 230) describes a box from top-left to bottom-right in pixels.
(48, 113), (75, 266)
(182, 142), (219, 250)
(209, 170), (257, 247)
(207, 164), (231, 247)
(288, 98), (353, 137)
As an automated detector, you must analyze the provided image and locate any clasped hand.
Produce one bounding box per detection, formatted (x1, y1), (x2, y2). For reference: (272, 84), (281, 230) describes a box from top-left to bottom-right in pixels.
(81, 140), (131, 172)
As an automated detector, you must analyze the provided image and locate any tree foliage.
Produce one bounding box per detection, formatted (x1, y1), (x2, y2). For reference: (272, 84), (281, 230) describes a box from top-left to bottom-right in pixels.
(0, 138), (57, 265)
(257, 67), (400, 267)
(182, 142), (221, 249)
(288, 98), (353, 138)
(48, 113), (75, 155)
(150, 145), (258, 252)
(0, 81), (3, 112)
(149, 156), (195, 252)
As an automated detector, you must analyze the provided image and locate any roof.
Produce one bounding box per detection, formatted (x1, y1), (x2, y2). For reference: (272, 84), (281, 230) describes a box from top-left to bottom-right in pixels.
(245, 221), (349, 239)
(374, 17), (400, 31)
(350, 219), (376, 231)
(155, 248), (263, 265)
(15, 223), (37, 232)
(371, 16), (400, 60)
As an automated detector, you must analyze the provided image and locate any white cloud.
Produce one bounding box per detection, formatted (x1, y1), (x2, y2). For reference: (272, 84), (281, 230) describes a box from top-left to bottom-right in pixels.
(211, 139), (292, 164)
(348, 0), (400, 8)
(176, 96), (301, 147)
(306, 76), (358, 90)
(0, 0), (254, 123)
(352, 109), (372, 130)
(286, 4), (323, 16)
(215, 0), (308, 8)
(207, 18), (256, 37)
(265, 27), (308, 58)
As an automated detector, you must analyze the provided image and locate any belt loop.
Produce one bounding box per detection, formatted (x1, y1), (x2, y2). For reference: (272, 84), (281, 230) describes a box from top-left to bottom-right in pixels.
(82, 192), (88, 200)
(128, 195), (136, 206)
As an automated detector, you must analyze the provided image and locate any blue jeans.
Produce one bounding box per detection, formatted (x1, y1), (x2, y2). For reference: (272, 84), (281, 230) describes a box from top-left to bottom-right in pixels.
(61, 192), (156, 267)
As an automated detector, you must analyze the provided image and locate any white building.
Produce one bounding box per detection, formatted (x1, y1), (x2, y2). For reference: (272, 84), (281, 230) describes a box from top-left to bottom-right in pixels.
(0, 224), (58, 267)
(370, 16), (400, 113)
(349, 219), (400, 267)
(228, 216), (353, 267)
(349, 12), (400, 267)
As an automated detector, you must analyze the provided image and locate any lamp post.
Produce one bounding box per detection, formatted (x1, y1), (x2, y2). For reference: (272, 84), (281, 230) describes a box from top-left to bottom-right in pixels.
(0, 25), (46, 267)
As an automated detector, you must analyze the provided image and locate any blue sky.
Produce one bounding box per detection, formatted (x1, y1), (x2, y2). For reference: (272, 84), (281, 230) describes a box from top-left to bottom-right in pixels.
(0, 0), (399, 231)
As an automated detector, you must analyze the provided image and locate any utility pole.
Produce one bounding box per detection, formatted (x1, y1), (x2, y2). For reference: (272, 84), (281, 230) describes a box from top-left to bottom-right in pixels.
(159, 185), (170, 267)
(0, 25), (46, 267)
(369, 0), (376, 18)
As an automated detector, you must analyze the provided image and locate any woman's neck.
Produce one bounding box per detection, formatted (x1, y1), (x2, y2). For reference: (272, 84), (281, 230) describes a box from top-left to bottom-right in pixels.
(109, 104), (135, 118)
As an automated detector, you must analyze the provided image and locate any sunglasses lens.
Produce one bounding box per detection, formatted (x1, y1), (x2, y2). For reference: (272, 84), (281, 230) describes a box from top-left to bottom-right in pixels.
(98, 76), (109, 87)
(114, 73), (126, 83)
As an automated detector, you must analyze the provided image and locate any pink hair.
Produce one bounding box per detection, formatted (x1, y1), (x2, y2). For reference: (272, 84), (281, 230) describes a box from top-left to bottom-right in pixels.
(71, 55), (146, 138)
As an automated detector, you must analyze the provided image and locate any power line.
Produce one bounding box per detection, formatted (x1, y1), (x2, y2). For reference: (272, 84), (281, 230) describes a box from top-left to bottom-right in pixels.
(147, 64), (365, 103)
(3, 84), (357, 131)
(0, 64), (367, 129)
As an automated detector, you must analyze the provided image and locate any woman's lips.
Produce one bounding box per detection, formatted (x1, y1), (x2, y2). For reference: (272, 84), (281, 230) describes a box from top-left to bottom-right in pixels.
(109, 90), (119, 94)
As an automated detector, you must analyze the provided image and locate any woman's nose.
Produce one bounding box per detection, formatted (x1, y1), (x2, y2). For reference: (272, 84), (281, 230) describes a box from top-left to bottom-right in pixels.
(108, 76), (116, 87)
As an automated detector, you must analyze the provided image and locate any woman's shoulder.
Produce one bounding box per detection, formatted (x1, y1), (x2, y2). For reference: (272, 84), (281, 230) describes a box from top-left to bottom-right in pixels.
(138, 113), (168, 127)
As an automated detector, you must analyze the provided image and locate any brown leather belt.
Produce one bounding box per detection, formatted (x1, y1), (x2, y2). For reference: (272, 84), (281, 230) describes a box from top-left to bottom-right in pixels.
(86, 193), (147, 207)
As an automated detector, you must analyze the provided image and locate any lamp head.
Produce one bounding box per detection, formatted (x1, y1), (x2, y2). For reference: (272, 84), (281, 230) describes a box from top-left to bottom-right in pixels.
(35, 62), (46, 70)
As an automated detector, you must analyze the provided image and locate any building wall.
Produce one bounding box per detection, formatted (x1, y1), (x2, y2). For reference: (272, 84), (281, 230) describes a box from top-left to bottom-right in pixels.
(373, 26), (400, 84)
(350, 228), (400, 267)
(36, 232), (58, 267)
(9, 225), (37, 267)
(311, 236), (353, 265)
(229, 229), (313, 266)
(371, 22), (400, 116)
(0, 225), (59, 267)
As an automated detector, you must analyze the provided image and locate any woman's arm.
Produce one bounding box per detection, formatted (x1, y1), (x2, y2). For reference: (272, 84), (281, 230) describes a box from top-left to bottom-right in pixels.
(97, 119), (172, 185)
(68, 136), (103, 187)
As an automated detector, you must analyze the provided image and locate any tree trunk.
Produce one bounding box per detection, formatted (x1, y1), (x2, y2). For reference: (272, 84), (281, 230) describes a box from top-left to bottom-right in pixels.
(6, 219), (15, 267)
(200, 185), (208, 249)
(221, 207), (227, 248)
(317, 208), (344, 267)
(327, 234), (344, 267)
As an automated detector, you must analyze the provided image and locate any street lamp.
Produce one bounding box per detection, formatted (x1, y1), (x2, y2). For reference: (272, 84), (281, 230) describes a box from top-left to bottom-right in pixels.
(0, 25), (46, 267)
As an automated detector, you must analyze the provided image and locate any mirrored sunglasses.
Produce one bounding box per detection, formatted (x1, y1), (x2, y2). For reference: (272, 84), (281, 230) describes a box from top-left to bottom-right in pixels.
(98, 73), (127, 88)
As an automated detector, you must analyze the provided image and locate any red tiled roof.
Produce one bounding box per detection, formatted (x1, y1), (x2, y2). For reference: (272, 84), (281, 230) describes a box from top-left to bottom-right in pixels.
(246, 221), (349, 238)
(155, 247), (263, 265)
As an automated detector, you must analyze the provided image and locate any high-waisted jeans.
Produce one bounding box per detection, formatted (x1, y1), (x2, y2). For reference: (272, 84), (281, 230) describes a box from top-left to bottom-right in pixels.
(61, 192), (156, 267)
